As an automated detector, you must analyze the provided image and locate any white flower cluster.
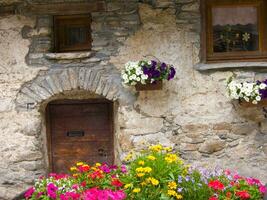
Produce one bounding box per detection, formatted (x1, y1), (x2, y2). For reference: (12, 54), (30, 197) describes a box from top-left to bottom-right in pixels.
(227, 79), (267, 104)
(121, 61), (149, 86)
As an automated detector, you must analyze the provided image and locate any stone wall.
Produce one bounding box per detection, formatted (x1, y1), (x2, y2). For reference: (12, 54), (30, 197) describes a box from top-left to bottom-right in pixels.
(0, 0), (267, 199)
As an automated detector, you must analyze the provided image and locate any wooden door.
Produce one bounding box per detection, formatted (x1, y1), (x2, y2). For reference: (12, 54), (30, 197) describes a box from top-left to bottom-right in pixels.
(47, 100), (114, 173)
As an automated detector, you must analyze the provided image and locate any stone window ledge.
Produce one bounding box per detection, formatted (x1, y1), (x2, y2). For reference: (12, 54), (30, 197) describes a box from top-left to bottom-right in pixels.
(194, 62), (267, 71)
(44, 52), (93, 60)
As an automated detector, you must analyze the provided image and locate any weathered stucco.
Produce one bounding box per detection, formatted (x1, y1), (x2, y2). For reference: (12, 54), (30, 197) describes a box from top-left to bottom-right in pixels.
(0, 15), (46, 199)
(0, 1), (267, 199)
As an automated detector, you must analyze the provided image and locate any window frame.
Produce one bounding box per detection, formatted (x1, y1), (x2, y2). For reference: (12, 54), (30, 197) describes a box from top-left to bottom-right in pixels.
(201, 0), (267, 63)
(54, 14), (92, 53)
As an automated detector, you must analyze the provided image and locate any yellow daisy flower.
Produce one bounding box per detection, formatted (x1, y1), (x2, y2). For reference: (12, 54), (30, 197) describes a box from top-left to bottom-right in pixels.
(168, 181), (177, 190)
(76, 162), (84, 166)
(132, 188), (141, 193)
(147, 155), (156, 161)
(138, 160), (145, 165)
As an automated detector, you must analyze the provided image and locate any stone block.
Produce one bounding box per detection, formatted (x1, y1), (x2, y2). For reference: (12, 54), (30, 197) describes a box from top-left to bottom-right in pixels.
(0, 98), (13, 112)
(183, 124), (209, 133)
(199, 139), (226, 154)
(181, 2), (199, 12)
(59, 70), (72, 91)
(67, 68), (79, 89)
(231, 123), (258, 135)
(213, 122), (232, 131)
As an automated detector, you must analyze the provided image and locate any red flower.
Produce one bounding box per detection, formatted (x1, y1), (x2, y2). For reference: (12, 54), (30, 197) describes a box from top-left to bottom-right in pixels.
(89, 171), (104, 179)
(208, 180), (225, 191)
(81, 181), (87, 187)
(236, 190), (250, 199)
(111, 178), (123, 187)
(209, 197), (218, 200)
(78, 165), (90, 172)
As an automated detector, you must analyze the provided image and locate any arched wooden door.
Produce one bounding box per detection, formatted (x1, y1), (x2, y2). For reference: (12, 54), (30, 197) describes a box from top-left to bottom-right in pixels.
(46, 99), (114, 173)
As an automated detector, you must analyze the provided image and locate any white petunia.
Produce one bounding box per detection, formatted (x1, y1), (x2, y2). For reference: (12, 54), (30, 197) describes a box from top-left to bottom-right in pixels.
(259, 83), (266, 89)
(141, 74), (148, 80)
(256, 95), (261, 101)
(252, 100), (258, 104)
(244, 96), (250, 102)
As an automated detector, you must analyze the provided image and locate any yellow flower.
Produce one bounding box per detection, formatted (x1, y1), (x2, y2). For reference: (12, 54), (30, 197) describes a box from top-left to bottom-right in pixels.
(146, 177), (159, 186)
(147, 155), (156, 161)
(136, 167), (144, 173)
(136, 173), (145, 177)
(95, 163), (101, 167)
(124, 153), (133, 161)
(70, 166), (78, 171)
(132, 188), (141, 193)
(91, 167), (97, 171)
(150, 178), (159, 186)
(72, 173), (78, 177)
(165, 154), (178, 163)
(124, 183), (132, 189)
(140, 181), (147, 186)
(168, 181), (177, 190)
(76, 162), (84, 166)
(143, 167), (152, 173)
(149, 144), (163, 152)
(176, 194), (183, 199)
(138, 160), (145, 165)
(168, 189), (178, 197)
(164, 147), (172, 152)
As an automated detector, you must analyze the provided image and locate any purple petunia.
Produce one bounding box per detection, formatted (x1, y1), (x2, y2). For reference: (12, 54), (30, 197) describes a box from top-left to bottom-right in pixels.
(168, 67), (176, 80)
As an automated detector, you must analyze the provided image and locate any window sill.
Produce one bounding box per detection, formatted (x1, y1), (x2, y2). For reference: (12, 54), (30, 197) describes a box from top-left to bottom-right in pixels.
(44, 52), (93, 60)
(194, 62), (267, 71)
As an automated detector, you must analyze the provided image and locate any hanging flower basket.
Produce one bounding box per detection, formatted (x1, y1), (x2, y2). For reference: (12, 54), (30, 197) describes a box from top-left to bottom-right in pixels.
(135, 80), (163, 91)
(121, 59), (176, 91)
(239, 98), (267, 107)
(226, 76), (267, 107)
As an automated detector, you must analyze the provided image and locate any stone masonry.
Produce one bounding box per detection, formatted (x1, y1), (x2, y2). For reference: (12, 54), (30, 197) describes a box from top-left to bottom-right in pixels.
(0, 0), (267, 199)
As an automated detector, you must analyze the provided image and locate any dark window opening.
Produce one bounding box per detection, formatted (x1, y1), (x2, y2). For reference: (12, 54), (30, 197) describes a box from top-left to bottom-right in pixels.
(54, 14), (92, 53)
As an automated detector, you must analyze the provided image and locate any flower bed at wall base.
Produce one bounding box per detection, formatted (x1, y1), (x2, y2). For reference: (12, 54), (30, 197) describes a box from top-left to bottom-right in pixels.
(24, 145), (266, 200)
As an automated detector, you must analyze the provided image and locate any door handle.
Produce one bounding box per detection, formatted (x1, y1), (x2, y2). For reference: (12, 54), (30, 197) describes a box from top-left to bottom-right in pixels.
(98, 148), (107, 157)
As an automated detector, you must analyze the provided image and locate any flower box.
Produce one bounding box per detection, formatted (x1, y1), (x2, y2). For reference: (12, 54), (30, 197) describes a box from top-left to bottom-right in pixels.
(121, 60), (176, 91)
(135, 80), (163, 91)
(239, 98), (267, 107)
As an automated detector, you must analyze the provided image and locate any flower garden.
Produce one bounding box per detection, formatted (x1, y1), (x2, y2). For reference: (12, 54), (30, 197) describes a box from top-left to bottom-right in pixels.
(24, 144), (266, 200)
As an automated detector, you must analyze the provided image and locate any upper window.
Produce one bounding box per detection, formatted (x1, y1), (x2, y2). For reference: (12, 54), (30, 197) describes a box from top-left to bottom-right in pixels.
(202, 0), (267, 62)
(54, 15), (92, 53)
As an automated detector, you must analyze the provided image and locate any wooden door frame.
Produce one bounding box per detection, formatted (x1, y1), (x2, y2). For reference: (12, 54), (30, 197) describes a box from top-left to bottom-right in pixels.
(45, 99), (114, 173)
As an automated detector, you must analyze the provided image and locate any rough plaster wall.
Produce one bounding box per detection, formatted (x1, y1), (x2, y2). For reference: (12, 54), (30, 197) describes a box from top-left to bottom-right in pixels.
(0, 2), (266, 199)
(111, 4), (267, 182)
(0, 15), (46, 199)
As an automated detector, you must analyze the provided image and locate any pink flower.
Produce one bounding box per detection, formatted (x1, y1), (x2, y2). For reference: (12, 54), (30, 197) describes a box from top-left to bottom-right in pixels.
(100, 164), (111, 173)
(60, 192), (80, 200)
(24, 187), (35, 199)
(246, 178), (254, 185)
(259, 185), (266, 194)
(121, 165), (127, 173)
(72, 184), (79, 190)
(47, 183), (58, 199)
(224, 169), (231, 175)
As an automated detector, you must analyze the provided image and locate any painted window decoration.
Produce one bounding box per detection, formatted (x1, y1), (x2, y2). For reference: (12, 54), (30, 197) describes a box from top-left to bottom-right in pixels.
(203, 0), (267, 62)
(212, 6), (259, 53)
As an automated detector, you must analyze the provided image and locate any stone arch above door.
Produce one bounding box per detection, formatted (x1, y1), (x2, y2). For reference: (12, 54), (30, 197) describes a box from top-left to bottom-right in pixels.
(15, 66), (136, 110)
